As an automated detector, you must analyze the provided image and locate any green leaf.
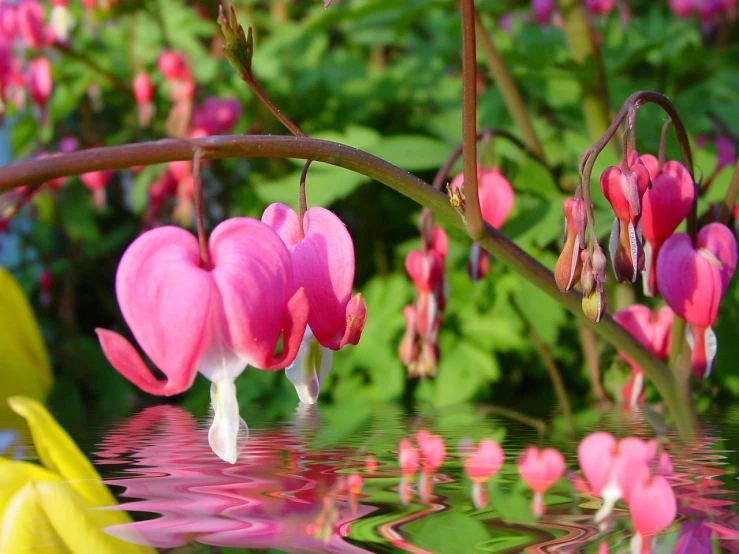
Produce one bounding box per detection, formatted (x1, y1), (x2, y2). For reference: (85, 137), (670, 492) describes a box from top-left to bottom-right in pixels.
(403, 512), (491, 554)
(368, 135), (451, 171)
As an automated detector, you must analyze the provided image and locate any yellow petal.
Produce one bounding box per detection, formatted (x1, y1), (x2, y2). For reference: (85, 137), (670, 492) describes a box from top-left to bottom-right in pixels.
(7, 397), (116, 510)
(35, 480), (155, 554)
(0, 458), (60, 520)
(0, 268), (53, 404)
(0, 483), (68, 554)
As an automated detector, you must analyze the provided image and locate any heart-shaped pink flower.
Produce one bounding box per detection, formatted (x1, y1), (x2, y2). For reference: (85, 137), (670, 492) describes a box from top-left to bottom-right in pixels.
(97, 218), (309, 462)
(640, 161), (695, 296)
(657, 223), (737, 377)
(518, 446), (565, 516)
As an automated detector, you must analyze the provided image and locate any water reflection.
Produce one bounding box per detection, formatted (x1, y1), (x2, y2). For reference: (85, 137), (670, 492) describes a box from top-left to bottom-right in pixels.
(92, 405), (739, 553)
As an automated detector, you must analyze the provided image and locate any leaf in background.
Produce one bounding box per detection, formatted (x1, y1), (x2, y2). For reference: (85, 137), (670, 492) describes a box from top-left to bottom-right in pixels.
(368, 135), (451, 171)
(513, 256), (565, 346)
(403, 511), (491, 554)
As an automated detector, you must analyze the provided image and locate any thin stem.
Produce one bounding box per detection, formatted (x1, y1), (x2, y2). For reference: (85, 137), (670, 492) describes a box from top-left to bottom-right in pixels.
(657, 119), (672, 172)
(52, 43), (132, 95)
(717, 159), (739, 225)
(298, 159), (312, 237)
(244, 75), (305, 137)
(473, 12), (546, 162)
(0, 135), (696, 435)
(512, 300), (574, 438)
(460, 0), (484, 240)
(477, 405), (547, 435)
(192, 148), (211, 269)
(577, 322), (610, 406)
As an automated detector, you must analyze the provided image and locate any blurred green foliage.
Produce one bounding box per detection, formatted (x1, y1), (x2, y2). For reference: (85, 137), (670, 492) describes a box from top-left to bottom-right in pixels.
(2, 0), (739, 441)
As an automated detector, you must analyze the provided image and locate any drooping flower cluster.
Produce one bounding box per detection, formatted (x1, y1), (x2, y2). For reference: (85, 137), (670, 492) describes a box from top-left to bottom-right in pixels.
(400, 225), (448, 378)
(97, 205), (366, 463)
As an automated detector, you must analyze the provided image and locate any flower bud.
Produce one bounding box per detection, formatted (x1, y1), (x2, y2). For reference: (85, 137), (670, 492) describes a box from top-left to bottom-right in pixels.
(582, 289), (607, 324)
(555, 198), (585, 292)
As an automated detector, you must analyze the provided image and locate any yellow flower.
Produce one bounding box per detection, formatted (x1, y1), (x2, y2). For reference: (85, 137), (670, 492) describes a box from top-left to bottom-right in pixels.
(0, 396), (155, 554)
(0, 268), (53, 427)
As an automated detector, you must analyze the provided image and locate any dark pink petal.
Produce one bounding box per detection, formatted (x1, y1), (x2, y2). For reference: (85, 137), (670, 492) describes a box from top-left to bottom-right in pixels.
(696, 222), (738, 295)
(209, 217), (307, 369)
(641, 161), (695, 248)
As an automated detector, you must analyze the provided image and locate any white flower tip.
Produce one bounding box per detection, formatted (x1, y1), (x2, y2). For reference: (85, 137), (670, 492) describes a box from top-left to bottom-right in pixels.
(286, 330), (333, 405)
(208, 381), (248, 464)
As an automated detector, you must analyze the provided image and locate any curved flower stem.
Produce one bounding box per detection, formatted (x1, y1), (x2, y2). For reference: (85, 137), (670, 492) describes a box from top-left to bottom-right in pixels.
(0, 134), (697, 436)
(581, 91), (696, 240)
(473, 12), (546, 162)
(298, 159), (312, 237)
(511, 299), (574, 438)
(192, 148), (211, 269)
(477, 405), (547, 436)
(459, 0), (484, 241)
(717, 159), (739, 225)
(657, 118), (673, 172)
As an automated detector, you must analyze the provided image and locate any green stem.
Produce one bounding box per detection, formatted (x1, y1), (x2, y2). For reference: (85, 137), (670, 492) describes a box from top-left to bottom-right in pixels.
(0, 134), (696, 436)
(459, 0), (484, 240)
(555, 0), (615, 153)
(473, 12), (546, 162)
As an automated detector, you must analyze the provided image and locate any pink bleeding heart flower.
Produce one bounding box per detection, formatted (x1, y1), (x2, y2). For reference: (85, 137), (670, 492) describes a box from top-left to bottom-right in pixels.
(0, 3), (17, 40)
(133, 71), (155, 127)
(613, 305), (674, 407)
(601, 159), (651, 283)
(417, 430), (445, 473)
(398, 304), (419, 368)
(640, 161), (695, 296)
(25, 56), (52, 109)
(96, 218), (309, 463)
(399, 438), (420, 477)
(531, 0), (555, 24)
(657, 223), (737, 378)
(16, 0), (47, 49)
(191, 96), (242, 135)
(450, 167), (514, 281)
(586, 0), (616, 15)
(262, 203), (367, 405)
(463, 438), (504, 509)
(157, 51), (191, 81)
(464, 439), (504, 484)
(670, 0), (695, 17)
(629, 474), (677, 554)
(80, 168), (114, 210)
(518, 446), (565, 517)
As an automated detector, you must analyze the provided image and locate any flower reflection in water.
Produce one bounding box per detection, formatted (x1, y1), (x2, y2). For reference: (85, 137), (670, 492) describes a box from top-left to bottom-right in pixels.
(96, 405), (375, 553)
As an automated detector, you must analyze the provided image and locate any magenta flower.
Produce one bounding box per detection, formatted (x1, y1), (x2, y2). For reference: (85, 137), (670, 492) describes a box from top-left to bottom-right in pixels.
(601, 160), (651, 282)
(640, 161), (695, 296)
(657, 223), (737, 378)
(80, 168), (114, 209)
(518, 446), (565, 517)
(671, 0), (695, 17)
(262, 203), (367, 404)
(96, 218), (309, 462)
(613, 305), (674, 406)
(25, 57), (52, 110)
(0, 3), (17, 41)
(133, 71), (155, 127)
(16, 0), (46, 49)
(586, 0), (616, 15)
(191, 96), (242, 135)
(531, 0), (555, 24)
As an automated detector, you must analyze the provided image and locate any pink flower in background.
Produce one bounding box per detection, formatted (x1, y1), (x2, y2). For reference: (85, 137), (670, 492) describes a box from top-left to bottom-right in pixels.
(262, 203), (366, 404)
(25, 56), (52, 111)
(0, 3), (17, 40)
(613, 305), (674, 406)
(133, 71), (155, 126)
(16, 0), (47, 49)
(191, 96), (242, 135)
(157, 51), (191, 81)
(80, 168), (114, 209)
(640, 161), (695, 296)
(399, 439), (420, 477)
(450, 167), (514, 280)
(532, 0), (555, 24)
(601, 159), (651, 283)
(518, 446), (565, 517)
(657, 223), (737, 378)
(671, 0), (695, 17)
(96, 219), (309, 462)
(715, 136), (736, 170)
(586, 0), (616, 15)
(416, 430), (445, 501)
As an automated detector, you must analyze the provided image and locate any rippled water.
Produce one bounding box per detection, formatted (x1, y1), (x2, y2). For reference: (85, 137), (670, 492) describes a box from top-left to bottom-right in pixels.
(14, 403), (739, 553)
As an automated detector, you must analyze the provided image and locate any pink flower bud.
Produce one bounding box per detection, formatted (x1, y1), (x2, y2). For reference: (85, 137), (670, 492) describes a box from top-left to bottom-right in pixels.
(157, 51), (191, 81)
(133, 71), (155, 105)
(0, 3), (17, 41)
(554, 197), (585, 292)
(25, 57), (52, 108)
(532, 0), (555, 24)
